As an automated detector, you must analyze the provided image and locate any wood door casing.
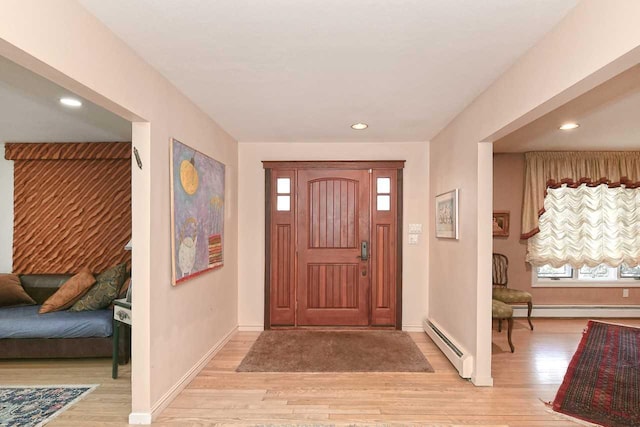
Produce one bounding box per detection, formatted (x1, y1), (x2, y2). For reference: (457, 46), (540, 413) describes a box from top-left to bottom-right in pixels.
(297, 169), (370, 326)
(263, 161), (404, 329)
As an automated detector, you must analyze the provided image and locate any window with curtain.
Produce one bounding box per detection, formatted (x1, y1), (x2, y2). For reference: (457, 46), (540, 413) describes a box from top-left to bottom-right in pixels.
(522, 152), (640, 284)
(526, 184), (640, 269)
(521, 151), (640, 239)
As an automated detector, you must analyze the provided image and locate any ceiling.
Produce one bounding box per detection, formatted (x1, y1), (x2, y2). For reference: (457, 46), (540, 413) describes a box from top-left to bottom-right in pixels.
(494, 64), (640, 153)
(0, 56), (131, 144)
(79, 0), (577, 143)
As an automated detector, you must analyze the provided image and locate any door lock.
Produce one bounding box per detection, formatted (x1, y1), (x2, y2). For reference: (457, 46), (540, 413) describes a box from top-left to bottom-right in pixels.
(358, 241), (368, 261)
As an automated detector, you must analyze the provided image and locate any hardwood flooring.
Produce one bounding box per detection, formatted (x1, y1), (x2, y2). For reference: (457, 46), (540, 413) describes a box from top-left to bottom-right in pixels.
(1, 318), (638, 426)
(0, 357), (131, 426)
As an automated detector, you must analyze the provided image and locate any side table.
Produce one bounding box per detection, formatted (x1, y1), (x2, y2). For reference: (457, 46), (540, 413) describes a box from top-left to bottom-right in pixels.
(112, 298), (131, 379)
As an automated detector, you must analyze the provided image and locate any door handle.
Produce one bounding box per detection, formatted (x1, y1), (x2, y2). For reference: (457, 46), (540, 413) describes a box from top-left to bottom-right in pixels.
(357, 241), (369, 261)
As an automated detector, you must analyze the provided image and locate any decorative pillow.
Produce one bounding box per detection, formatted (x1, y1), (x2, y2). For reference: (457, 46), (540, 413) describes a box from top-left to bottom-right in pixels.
(69, 263), (127, 312)
(0, 274), (36, 307)
(39, 267), (96, 314)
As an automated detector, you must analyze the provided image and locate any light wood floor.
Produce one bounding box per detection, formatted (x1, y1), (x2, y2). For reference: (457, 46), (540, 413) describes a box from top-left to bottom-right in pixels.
(2, 318), (639, 426)
(0, 357), (131, 426)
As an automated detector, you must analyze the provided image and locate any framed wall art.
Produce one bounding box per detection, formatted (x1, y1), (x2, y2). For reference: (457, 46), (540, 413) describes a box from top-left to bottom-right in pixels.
(170, 138), (225, 285)
(492, 211), (510, 237)
(435, 188), (459, 239)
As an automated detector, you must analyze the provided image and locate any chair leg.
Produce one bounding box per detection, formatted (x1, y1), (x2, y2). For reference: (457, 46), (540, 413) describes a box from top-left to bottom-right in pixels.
(527, 302), (534, 330)
(507, 317), (514, 353)
(498, 319), (502, 332)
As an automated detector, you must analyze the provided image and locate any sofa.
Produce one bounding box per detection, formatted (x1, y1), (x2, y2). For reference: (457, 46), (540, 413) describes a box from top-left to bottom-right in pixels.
(0, 274), (127, 360)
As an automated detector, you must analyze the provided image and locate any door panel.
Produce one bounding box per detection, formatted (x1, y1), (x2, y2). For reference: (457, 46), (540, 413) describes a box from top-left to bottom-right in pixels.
(307, 264), (358, 308)
(268, 170), (296, 326)
(371, 169), (398, 326)
(297, 169), (370, 326)
(308, 179), (358, 249)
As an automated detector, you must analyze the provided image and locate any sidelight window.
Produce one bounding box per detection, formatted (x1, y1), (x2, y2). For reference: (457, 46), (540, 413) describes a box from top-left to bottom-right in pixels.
(376, 177), (391, 211)
(276, 177), (291, 211)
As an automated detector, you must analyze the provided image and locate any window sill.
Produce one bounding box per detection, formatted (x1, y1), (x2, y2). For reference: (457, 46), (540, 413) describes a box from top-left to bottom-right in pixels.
(533, 280), (640, 288)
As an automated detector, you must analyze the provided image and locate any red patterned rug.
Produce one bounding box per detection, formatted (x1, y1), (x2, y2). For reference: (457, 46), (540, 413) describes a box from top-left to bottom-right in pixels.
(552, 320), (640, 427)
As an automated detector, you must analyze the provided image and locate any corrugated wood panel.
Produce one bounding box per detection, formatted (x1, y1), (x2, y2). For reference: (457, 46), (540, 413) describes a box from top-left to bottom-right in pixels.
(5, 141), (130, 160)
(11, 143), (131, 274)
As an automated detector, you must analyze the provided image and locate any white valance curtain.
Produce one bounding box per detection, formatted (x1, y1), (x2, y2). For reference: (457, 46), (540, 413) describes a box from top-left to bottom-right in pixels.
(526, 184), (640, 268)
(521, 151), (640, 239)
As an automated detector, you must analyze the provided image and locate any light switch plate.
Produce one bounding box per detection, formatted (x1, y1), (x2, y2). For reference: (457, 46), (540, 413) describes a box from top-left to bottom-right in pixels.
(408, 223), (422, 234)
(408, 234), (419, 245)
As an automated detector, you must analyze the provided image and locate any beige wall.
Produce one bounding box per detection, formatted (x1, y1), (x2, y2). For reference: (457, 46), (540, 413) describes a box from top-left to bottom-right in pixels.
(430, 0), (640, 385)
(0, 0), (238, 420)
(2, 1), (639, 418)
(493, 153), (640, 304)
(238, 142), (429, 330)
(0, 143), (12, 273)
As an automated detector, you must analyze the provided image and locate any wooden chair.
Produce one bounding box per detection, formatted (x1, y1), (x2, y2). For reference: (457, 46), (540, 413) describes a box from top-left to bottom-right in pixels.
(492, 253), (534, 330)
(492, 299), (514, 352)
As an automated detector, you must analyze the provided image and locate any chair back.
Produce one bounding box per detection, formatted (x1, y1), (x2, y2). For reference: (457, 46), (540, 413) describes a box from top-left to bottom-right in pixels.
(492, 253), (509, 287)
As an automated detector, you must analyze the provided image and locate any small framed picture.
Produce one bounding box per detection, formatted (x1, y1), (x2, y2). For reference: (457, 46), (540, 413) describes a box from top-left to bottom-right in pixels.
(492, 211), (510, 237)
(435, 189), (459, 239)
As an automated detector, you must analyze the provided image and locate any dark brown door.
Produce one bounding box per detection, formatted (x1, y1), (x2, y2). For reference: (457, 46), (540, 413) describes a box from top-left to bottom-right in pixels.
(296, 169), (370, 326)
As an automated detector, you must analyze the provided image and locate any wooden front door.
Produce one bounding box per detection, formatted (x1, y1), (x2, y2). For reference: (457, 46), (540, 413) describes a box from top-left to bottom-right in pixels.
(263, 161), (404, 329)
(297, 169), (370, 326)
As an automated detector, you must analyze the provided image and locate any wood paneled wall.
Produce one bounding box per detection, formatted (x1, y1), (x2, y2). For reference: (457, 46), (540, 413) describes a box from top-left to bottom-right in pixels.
(5, 142), (131, 274)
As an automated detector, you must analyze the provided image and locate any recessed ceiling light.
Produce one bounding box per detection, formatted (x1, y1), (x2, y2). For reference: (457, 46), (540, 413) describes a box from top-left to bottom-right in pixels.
(559, 123), (579, 130)
(351, 122), (368, 130)
(59, 97), (82, 108)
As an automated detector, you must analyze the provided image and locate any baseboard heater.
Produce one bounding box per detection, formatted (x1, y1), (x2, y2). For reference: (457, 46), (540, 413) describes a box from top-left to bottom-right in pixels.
(423, 318), (473, 379)
(512, 304), (640, 318)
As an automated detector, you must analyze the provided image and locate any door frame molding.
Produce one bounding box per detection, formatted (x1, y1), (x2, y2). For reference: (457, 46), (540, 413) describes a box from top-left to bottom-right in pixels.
(263, 160), (405, 329)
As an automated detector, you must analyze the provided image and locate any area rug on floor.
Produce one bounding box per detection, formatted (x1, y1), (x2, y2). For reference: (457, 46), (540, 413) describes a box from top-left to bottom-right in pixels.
(0, 384), (97, 427)
(236, 330), (434, 372)
(551, 320), (640, 427)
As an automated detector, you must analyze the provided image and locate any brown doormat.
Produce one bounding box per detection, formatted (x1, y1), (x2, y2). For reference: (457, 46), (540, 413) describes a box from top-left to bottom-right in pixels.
(236, 330), (434, 372)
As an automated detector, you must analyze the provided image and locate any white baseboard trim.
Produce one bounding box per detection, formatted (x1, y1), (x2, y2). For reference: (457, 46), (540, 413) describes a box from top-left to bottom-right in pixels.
(513, 304), (640, 318)
(238, 325), (264, 332)
(128, 412), (152, 424)
(402, 324), (424, 332)
(471, 375), (493, 387)
(144, 326), (238, 423)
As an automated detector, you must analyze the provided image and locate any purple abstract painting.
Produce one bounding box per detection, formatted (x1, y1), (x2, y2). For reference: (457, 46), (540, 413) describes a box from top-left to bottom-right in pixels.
(170, 138), (225, 285)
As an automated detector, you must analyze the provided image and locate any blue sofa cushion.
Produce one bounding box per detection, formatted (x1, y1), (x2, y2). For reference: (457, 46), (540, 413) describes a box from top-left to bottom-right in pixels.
(0, 305), (112, 339)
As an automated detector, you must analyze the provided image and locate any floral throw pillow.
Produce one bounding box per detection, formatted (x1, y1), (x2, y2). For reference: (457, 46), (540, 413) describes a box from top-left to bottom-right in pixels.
(69, 263), (127, 311)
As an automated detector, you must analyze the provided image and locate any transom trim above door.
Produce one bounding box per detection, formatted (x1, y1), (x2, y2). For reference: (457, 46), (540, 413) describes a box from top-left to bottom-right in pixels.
(263, 161), (405, 329)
